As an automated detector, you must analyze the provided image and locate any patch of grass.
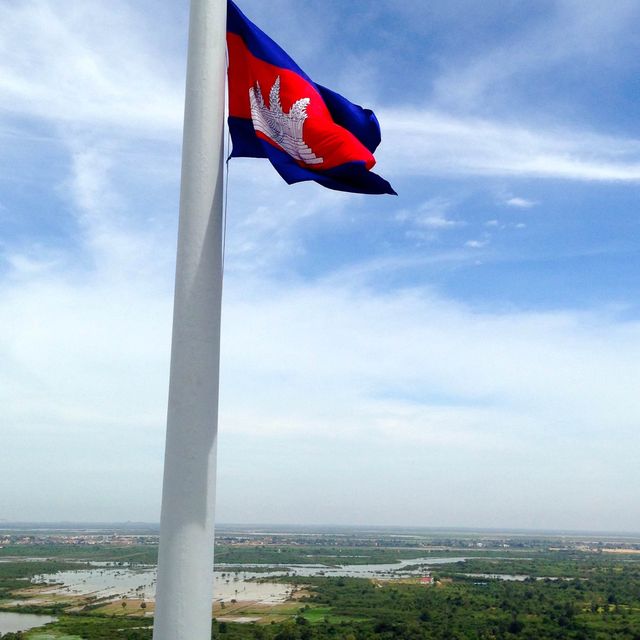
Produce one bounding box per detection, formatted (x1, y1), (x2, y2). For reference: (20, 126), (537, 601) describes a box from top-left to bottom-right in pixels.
(302, 610), (367, 624)
(29, 614), (153, 640)
(28, 634), (82, 640)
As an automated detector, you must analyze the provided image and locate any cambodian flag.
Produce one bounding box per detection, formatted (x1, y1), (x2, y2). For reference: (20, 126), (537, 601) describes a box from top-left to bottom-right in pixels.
(226, 0), (396, 195)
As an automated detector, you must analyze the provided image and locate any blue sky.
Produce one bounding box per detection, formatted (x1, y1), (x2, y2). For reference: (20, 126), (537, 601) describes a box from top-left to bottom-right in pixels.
(1, 0), (639, 531)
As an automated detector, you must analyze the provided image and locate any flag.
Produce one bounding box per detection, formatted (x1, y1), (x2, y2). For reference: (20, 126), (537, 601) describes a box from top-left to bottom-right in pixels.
(226, 0), (396, 195)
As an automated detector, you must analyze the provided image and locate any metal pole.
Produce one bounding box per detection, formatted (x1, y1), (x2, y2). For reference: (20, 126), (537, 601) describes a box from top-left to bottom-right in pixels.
(153, 0), (226, 638)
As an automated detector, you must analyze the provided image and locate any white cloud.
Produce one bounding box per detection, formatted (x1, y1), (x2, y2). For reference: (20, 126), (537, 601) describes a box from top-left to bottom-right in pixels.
(220, 276), (640, 442)
(465, 239), (488, 249)
(506, 197), (537, 209)
(418, 215), (459, 229)
(395, 197), (463, 236)
(4, 251), (62, 276)
(224, 164), (352, 273)
(214, 276), (640, 529)
(0, 268), (172, 521)
(380, 110), (640, 182)
(3, 248), (640, 525)
(0, 0), (184, 137)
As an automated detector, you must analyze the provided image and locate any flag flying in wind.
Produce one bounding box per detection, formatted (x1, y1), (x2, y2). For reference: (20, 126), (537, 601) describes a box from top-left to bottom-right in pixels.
(226, 1), (396, 195)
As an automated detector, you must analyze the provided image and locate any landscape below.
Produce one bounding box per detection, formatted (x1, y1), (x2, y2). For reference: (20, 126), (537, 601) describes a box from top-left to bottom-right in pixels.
(1, 524), (640, 639)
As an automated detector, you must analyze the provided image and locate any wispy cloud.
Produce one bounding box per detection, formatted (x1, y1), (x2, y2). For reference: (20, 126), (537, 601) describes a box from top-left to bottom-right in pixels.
(418, 215), (458, 229)
(505, 197), (537, 209)
(465, 239), (488, 249)
(395, 197), (464, 244)
(432, 0), (640, 110)
(224, 165), (352, 273)
(221, 276), (640, 439)
(0, 0), (184, 137)
(380, 110), (640, 182)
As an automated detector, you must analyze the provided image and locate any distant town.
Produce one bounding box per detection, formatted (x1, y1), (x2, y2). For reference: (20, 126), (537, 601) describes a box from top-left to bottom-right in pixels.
(2, 522), (639, 554)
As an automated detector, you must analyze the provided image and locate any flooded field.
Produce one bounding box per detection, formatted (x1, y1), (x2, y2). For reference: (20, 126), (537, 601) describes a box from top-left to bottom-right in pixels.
(28, 556), (483, 605)
(462, 572), (529, 581)
(31, 565), (292, 604)
(271, 556), (477, 579)
(33, 566), (157, 600)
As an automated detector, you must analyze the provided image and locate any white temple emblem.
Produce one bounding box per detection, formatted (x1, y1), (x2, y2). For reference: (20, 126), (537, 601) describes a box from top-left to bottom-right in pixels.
(249, 76), (324, 165)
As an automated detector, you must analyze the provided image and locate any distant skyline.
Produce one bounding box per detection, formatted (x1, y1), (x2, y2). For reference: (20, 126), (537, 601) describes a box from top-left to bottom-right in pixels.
(2, 522), (640, 538)
(1, 0), (639, 531)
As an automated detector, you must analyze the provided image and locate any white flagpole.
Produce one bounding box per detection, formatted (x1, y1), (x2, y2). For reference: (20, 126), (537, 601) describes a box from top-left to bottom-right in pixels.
(153, 0), (227, 638)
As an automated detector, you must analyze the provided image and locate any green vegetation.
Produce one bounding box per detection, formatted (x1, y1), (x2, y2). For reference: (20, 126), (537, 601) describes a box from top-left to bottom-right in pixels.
(0, 614), (153, 640)
(29, 634), (82, 640)
(27, 635), (81, 640)
(0, 546), (157, 566)
(36, 614), (152, 640)
(0, 542), (530, 568)
(207, 565), (640, 639)
(432, 551), (640, 579)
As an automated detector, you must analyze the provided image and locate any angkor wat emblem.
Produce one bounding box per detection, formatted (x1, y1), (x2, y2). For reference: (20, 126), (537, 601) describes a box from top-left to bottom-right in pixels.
(249, 76), (324, 165)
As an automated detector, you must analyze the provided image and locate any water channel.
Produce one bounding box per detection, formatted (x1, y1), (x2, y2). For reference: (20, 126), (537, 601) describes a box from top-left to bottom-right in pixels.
(0, 611), (57, 634)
